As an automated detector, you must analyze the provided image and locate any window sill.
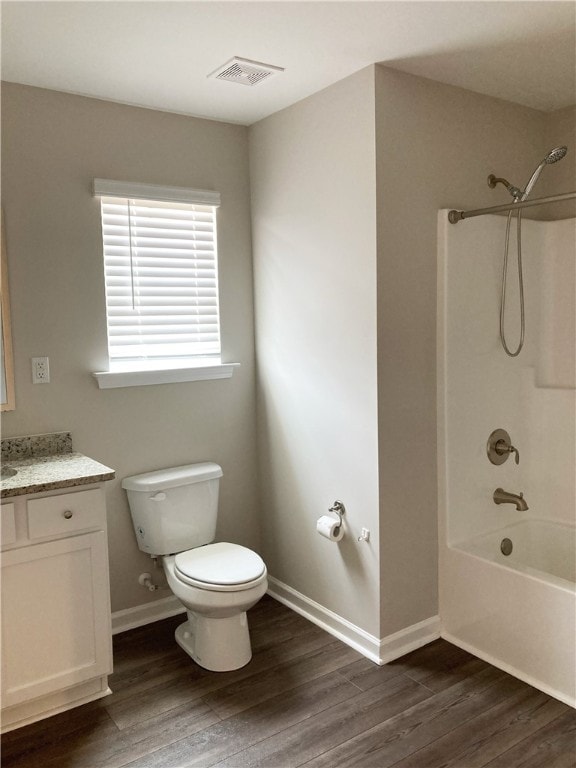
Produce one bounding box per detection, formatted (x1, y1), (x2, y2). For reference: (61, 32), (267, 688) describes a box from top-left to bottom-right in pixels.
(92, 361), (240, 390)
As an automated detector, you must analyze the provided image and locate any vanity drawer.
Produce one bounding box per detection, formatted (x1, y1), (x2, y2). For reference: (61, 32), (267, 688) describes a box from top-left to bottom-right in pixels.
(1, 503), (17, 546)
(27, 489), (105, 539)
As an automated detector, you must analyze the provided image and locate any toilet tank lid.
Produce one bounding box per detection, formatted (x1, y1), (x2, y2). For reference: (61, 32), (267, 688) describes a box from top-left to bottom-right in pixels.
(122, 462), (222, 491)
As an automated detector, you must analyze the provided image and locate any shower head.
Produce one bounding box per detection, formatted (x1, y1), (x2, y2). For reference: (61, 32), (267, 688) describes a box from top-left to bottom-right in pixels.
(521, 145), (568, 200)
(544, 145), (567, 164)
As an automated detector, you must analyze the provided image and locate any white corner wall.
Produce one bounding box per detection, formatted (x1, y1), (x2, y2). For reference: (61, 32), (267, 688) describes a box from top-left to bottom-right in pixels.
(249, 67), (381, 637)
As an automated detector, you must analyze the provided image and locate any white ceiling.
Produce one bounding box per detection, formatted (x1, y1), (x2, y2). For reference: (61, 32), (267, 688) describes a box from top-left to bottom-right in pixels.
(2, 1), (575, 126)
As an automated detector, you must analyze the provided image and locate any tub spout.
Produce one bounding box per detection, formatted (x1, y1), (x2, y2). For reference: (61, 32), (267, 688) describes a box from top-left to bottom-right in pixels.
(493, 488), (528, 511)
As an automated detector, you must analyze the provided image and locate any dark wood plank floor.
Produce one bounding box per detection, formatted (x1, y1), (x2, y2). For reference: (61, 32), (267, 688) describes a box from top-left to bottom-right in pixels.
(2, 595), (575, 768)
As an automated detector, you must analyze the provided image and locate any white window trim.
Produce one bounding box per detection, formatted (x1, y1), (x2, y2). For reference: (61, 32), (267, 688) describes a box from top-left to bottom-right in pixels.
(93, 361), (240, 389)
(92, 180), (239, 389)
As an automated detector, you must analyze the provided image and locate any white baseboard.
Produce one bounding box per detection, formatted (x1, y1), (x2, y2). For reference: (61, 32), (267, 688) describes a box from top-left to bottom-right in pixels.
(112, 595), (186, 635)
(378, 614), (442, 664)
(267, 576), (440, 665)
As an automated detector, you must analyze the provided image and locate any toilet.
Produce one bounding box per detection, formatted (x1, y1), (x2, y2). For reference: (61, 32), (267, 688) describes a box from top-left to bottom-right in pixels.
(122, 462), (267, 672)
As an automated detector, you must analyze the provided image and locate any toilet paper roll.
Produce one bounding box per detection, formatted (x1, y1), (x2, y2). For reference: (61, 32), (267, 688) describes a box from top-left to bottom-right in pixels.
(316, 515), (344, 542)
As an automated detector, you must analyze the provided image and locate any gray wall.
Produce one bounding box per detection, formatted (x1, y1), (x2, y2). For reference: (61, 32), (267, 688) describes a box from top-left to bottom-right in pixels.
(249, 67), (382, 636)
(1, 83), (260, 612)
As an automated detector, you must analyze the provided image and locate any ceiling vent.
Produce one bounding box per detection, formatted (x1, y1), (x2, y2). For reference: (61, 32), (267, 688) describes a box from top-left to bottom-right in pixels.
(208, 57), (284, 87)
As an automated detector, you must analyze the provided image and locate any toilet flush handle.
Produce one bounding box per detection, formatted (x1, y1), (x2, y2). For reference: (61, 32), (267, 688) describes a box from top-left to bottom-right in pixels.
(150, 492), (167, 501)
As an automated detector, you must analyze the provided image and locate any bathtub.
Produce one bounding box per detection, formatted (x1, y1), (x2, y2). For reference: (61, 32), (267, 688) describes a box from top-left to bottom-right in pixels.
(458, 519), (576, 586)
(440, 519), (576, 707)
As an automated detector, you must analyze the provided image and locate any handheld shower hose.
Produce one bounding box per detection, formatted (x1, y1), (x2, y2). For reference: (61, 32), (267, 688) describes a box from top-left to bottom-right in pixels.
(495, 146), (567, 357)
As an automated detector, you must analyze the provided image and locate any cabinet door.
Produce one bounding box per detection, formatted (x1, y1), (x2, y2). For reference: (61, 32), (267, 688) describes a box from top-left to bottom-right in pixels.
(1, 532), (112, 708)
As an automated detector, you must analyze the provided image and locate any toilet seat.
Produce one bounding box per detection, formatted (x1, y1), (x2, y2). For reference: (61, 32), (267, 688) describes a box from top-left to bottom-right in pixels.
(173, 542), (267, 592)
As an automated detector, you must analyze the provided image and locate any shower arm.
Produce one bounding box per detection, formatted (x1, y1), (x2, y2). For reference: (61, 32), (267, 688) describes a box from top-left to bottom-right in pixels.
(448, 190), (576, 224)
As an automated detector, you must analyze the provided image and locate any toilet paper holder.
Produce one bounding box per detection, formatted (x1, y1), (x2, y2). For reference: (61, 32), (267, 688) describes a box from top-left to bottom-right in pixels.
(328, 500), (345, 529)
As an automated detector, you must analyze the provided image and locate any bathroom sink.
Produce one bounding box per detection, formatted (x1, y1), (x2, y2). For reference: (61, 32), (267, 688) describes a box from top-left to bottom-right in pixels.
(1, 467), (17, 479)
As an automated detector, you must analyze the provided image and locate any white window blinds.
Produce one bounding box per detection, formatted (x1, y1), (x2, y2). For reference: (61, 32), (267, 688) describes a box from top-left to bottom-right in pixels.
(96, 182), (221, 362)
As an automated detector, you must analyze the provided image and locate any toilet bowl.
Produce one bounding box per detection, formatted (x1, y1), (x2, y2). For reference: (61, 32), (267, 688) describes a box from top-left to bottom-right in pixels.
(122, 463), (268, 673)
(163, 543), (267, 671)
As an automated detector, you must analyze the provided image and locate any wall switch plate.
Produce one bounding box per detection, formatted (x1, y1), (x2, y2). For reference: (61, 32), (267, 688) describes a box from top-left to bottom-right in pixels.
(32, 357), (50, 384)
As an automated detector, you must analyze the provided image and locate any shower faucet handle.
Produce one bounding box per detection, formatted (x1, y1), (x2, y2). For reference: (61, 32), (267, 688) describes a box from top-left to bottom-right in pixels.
(487, 429), (519, 465)
(500, 442), (520, 464)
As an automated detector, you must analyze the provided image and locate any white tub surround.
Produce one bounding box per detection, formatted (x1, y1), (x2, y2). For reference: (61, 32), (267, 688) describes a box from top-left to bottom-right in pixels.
(438, 211), (576, 707)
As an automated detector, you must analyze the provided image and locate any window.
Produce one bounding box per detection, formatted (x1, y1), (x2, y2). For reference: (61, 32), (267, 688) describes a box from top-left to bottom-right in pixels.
(92, 179), (237, 388)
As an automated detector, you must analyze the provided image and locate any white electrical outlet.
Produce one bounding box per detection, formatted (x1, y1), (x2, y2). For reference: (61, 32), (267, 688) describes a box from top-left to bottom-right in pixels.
(32, 357), (50, 384)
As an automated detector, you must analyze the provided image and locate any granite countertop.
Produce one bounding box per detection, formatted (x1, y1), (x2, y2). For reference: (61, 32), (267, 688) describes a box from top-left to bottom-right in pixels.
(1, 452), (115, 498)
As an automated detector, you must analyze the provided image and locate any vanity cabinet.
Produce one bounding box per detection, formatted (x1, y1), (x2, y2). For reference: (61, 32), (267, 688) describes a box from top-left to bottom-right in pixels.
(1, 484), (113, 732)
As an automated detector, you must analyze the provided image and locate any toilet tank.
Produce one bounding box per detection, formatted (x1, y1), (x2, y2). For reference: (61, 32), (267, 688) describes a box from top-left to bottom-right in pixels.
(122, 463), (223, 555)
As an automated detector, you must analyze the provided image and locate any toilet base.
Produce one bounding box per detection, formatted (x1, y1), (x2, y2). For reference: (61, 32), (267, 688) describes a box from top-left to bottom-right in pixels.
(175, 610), (253, 672)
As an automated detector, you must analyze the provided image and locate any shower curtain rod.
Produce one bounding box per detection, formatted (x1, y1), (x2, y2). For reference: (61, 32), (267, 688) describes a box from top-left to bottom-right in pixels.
(448, 190), (576, 224)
